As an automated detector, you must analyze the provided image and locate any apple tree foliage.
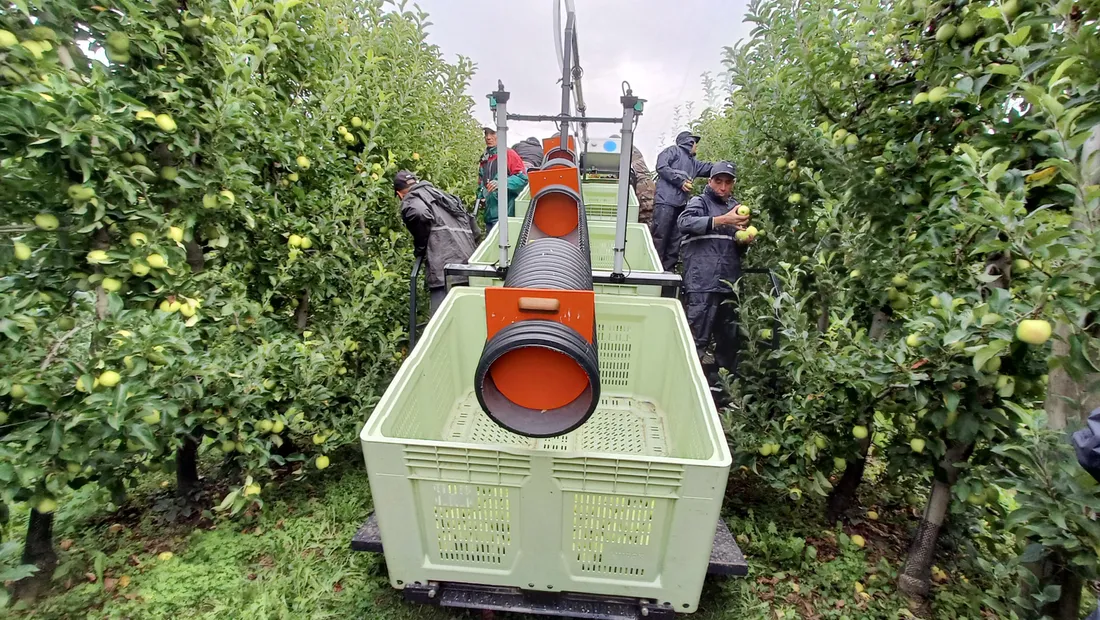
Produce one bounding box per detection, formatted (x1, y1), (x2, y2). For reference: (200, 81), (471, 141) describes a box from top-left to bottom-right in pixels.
(697, 0), (1099, 609)
(0, 0), (481, 573)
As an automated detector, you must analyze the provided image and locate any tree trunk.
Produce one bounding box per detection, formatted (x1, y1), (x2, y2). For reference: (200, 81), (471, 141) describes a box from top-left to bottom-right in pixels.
(176, 432), (201, 499)
(826, 435), (870, 524)
(1028, 123), (1100, 619)
(898, 441), (972, 602)
(295, 289), (310, 332)
(14, 509), (57, 601)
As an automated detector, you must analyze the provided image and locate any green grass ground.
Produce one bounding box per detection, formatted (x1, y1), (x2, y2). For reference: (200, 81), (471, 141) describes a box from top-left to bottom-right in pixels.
(4, 449), (1014, 620)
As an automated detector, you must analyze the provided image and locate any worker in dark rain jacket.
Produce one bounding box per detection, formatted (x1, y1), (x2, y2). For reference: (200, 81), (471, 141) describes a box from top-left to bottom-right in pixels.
(512, 137), (545, 171)
(395, 171), (480, 316)
(652, 130), (715, 271)
(677, 161), (750, 376)
(477, 127), (528, 231)
(1074, 407), (1100, 620)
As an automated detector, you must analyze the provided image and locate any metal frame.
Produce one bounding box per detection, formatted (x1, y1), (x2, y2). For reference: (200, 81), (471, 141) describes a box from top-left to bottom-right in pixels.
(443, 263), (681, 298)
(351, 512), (747, 620)
(488, 0), (644, 283)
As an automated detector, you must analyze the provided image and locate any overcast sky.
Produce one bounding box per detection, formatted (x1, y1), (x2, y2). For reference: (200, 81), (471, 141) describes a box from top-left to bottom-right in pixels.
(411, 0), (753, 163)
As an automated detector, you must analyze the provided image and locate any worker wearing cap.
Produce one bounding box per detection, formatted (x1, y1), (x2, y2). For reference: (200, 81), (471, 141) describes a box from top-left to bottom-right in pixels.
(394, 171), (480, 315)
(477, 127), (528, 231)
(677, 161), (750, 376)
(652, 131), (716, 271)
(511, 136), (545, 171)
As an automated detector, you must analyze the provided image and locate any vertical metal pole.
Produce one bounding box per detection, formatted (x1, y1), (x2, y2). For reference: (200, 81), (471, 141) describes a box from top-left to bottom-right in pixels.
(493, 86), (511, 270)
(559, 12), (575, 153)
(612, 99), (637, 277)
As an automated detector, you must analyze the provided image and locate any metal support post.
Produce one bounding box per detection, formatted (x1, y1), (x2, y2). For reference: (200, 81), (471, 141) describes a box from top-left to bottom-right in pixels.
(558, 9), (575, 151)
(612, 89), (642, 278)
(490, 83), (511, 270)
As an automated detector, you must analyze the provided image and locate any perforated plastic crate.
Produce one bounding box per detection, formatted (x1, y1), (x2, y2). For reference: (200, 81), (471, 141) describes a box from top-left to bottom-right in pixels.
(360, 288), (731, 612)
(514, 179), (639, 223)
(468, 218), (663, 297)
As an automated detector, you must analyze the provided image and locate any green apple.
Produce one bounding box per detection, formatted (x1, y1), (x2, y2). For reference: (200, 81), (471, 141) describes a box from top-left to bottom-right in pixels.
(927, 86), (949, 104)
(905, 333), (921, 347)
(834, 457), (847, 471)
(1016, 319), (1052, 345)
(315, 455), (330, 469)
(1013, 258), (1031, 272)
(787, 193), (802, 204)
(775, 157), (788, 169)
(13, 242), (32, 261)
(910, 437), (926, 453)
(35, 213), (59, 230)
(852, 425), (869, 439)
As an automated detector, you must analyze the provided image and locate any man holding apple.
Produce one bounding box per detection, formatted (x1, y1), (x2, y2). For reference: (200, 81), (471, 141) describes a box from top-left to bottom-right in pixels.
(677, 161), (752, 377)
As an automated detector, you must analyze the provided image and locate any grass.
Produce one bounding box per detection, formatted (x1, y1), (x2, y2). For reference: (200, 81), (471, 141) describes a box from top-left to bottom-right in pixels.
(5, 450), (1017, 620)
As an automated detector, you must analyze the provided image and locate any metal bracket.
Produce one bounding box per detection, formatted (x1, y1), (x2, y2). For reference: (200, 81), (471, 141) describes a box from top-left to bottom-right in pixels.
(442, 263), (682, 299)
(402, 581), (441, 605)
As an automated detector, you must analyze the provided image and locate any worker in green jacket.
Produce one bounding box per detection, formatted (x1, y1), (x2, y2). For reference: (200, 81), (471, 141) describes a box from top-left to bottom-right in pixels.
(477, 127), (528, 231)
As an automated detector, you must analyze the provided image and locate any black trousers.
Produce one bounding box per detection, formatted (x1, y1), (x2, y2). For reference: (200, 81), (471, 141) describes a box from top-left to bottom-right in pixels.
(684, 292), (740, 375)
(649, 203), (683, 272)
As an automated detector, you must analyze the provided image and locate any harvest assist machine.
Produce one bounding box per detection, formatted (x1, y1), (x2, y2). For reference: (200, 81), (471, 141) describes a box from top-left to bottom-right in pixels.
(351, 2), (745, 618)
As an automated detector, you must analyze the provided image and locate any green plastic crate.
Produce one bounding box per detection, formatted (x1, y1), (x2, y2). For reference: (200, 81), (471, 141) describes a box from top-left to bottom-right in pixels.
(360, 288), (731, 612)
(515, 179), (639, 223)
(468, 218), (663, 296)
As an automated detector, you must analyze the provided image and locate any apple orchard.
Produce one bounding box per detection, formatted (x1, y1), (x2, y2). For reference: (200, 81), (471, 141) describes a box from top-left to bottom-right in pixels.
(2, 0), (1100, 616)
(695, 0), (1099, 612)
(1, 0), (480, 599)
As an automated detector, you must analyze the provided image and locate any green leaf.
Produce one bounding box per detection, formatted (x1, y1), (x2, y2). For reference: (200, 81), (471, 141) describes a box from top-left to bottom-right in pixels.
(1048, 57), (1078, 90)
(1004, 26), (1031, 47)
(988, 63), (1021, 76)
(972, 340), (1009, 372)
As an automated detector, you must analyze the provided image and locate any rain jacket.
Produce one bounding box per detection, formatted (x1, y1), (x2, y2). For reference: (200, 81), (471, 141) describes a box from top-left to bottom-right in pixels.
(477, 146), (528, 231)
(399, 181), (480, 289)
(629, 145), (656, 223)
(655, 131), (714, 207)
(677, 185), (745, 293)
(1074, 407), (1100, 483)
(512, 137), (545, 171)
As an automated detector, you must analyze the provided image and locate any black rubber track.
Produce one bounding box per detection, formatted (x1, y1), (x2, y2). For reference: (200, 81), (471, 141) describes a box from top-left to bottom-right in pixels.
(474, 319), (601, 438)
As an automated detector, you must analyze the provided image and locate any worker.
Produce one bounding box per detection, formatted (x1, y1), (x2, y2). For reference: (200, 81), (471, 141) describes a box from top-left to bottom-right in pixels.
(677, 161), (750, 377)
(629, 144), (656, 224)
(512, 136), (545, 170)
(1073, 407), (1100, 620)
(394, 170), (480, 316)
(652, 131), (716, 271)
(477, 127), (528, 231)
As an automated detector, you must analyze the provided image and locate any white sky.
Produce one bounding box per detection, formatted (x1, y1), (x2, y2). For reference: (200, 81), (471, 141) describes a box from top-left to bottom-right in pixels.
(412, 0), (752, 163)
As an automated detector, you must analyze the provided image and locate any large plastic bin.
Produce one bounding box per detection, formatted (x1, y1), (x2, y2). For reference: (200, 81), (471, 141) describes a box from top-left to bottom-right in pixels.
(468, 218), (663, 296)
(360, 288), (731, 612)
(515, 179), (639, 223)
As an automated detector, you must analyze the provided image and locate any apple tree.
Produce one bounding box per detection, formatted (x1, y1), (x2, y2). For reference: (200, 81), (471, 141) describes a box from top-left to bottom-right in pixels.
(1, 0), (481, 596)
(696, 0), (1099, 612)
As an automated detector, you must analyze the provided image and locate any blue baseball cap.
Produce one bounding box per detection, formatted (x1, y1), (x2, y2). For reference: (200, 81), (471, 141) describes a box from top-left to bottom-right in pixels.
(710, 161), (737, 179)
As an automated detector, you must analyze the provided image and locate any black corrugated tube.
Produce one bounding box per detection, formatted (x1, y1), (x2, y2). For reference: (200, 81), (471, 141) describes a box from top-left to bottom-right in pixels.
(474, 168), (600, 437)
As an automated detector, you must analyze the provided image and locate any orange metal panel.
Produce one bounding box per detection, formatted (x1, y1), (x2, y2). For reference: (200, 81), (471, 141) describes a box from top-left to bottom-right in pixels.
(484, 287), (595, 343)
